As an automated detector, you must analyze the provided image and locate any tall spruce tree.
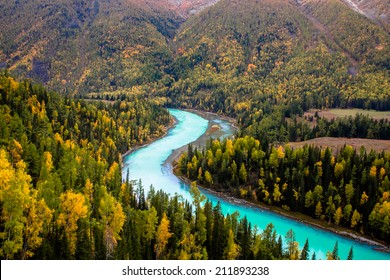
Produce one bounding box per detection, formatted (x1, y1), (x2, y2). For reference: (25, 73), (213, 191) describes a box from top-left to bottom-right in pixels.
(300, 238), (310, 260)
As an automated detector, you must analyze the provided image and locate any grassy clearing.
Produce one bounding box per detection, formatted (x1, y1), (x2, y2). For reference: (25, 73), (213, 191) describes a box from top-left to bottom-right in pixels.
(288, 137), (390, 154)
(304, 108), (390, 120)
(328, 108), (390, 119)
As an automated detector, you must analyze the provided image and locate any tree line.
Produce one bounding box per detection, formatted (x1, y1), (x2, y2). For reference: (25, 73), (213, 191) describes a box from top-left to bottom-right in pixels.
(0, 74), (357, 259)
(0, 73), (167, 259)
(178, 136), (390, 242)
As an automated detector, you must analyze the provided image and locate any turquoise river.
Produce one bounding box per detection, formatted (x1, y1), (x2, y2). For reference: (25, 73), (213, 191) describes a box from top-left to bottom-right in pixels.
(122, 109), (390, 260)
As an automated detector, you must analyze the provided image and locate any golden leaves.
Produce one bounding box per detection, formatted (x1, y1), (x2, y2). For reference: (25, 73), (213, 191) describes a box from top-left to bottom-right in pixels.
(370, 166), (377, 178)
(155, 213), (172, 259)
(0, 149), (52, 259)
(57, 191), (88, 256)
(99, 188), (125, 259)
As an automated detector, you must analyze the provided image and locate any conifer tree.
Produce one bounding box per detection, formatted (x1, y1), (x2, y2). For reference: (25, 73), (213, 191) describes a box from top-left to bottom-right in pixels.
(347, 246), (354, 260)
(300, 238), (310, 260)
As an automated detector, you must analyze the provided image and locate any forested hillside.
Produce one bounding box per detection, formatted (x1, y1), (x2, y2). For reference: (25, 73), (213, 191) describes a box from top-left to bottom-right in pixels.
(0, 73), (169, 259)
(2, 0), (388, 109)
(0, 74), (347, 260)
(343, 0), (389, 29)
(0, 0), (389, 260)
(168, 0), (390, 246)
(0, 0), (183, 94)
(177, 137), (390, 242)
(162, 0), (389, 143)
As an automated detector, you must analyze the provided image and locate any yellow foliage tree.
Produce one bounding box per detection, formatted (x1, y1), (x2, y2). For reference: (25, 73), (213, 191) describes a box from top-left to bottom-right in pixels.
(205, 170), (213, 185)
(334, 207), (343, 226)
(360, 192), (369, 205)
(0, 149), (52, 259)
(370, 166), (377, 178)
(225, 139), (235, 158)
(273, 184), (282, 203)
(351, 209), (361, 229)
(277, 146), (285, 159)
(57, 190), (88, 257)
(315, 201), (322, 218)
(23, 196), (53, 259)
(224, 228), (240, 260)
(155, 213), (172, 259)
(178, 221), (204, 260)
(379, 167), (386, 179)
(334, 162), (344, 178)
(99, 189), (125, 259)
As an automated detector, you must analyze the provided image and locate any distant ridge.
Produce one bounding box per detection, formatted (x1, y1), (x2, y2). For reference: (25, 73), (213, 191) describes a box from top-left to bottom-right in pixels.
(0, 0), (388, 96)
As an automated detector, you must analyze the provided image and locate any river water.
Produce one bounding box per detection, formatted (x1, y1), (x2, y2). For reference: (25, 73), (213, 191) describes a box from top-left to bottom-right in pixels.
(122, 109), (390, 260)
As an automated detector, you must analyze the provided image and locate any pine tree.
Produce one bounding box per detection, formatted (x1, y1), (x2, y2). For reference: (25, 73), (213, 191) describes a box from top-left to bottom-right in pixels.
(204, 200), (213, 256)
(211, 202), (226, 259)
(276, 235), (283, 259)
(300, 238), (309, 260)
(327, 241), (340, 260)
(237, 216), (252, 259)
(347, 246), (354, 260)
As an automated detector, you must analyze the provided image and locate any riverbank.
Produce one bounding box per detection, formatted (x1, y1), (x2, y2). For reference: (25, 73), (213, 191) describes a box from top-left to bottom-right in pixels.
(166, 110), (390, 254)
(174, 170), (390, 253)
(122, 107), (238, 162)
(123, 107), (390, 254)
(121, 112), (177, 162)
(184, 108), (239, 130)
(122, 108), (389, 259)
(164, 108), (238, 166)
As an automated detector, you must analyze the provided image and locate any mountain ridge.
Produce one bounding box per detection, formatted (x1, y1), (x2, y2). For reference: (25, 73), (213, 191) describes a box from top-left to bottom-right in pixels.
(0, 0), (388, 97)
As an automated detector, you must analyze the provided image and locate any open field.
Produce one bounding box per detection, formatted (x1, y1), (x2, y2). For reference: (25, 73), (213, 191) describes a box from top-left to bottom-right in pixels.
(288, 137), (390, 153)
(305, 108), (390, 121)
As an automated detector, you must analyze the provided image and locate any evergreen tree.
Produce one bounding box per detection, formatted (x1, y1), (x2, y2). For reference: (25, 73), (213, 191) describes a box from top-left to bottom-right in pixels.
(211, 202), (226, 259)
(204, 200), (213, 256)
(327, 241), (340, 260)
(285, 229), (299, 260)
(300, 238), (310, 260)
(347, 246), (354, 260)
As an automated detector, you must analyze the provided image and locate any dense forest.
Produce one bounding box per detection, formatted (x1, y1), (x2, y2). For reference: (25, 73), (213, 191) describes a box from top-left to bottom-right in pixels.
(0, 73), (170, 259)
(1, 0), (389, 260)
(160, 0), (389, 144)
(0, 0), (183, 94)
(0, 73), (354, 260)
(177, 137), (390, 242)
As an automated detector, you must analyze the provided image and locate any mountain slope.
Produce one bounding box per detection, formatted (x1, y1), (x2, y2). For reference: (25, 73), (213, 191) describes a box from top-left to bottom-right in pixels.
(298, 0), (389, 65)
(0, 0), (184, 94)
(168, 0), (221, 17)
(161, 0), (389, 143)
(343, 0), (389, 25)
(0, 0), (388, 107)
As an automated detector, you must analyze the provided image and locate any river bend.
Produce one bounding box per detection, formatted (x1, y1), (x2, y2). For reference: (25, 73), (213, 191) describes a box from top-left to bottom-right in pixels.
(122, 109), (390, 260)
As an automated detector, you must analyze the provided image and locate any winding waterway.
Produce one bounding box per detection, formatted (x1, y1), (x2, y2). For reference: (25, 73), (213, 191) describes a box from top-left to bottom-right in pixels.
(122, 109), (390, 260)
